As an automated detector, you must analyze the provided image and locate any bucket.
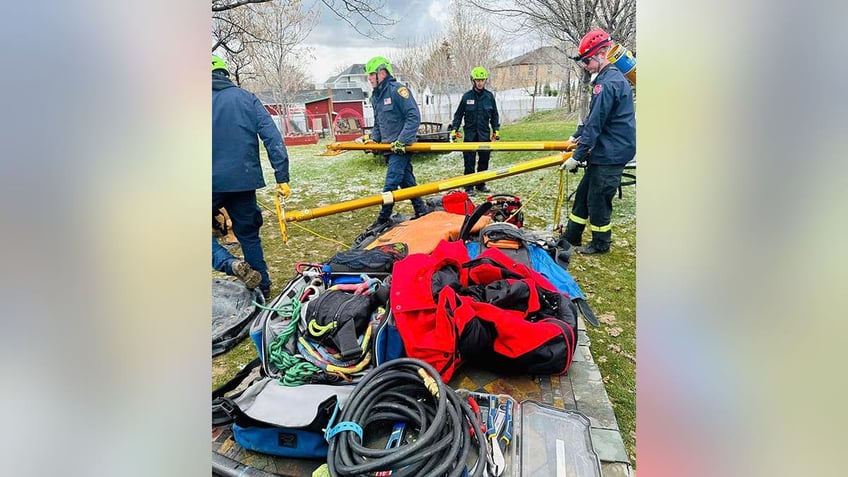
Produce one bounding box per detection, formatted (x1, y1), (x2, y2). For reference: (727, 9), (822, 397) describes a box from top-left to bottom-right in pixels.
(607, 43), (636, 85)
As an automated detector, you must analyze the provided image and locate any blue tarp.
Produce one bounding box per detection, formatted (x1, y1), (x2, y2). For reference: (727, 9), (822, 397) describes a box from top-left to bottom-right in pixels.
(466, 242), (585, 300)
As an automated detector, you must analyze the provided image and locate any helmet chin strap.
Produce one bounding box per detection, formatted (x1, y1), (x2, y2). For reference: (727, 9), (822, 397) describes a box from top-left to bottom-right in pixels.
(587, 52), (606, 73)
(595, 49), (610, 72)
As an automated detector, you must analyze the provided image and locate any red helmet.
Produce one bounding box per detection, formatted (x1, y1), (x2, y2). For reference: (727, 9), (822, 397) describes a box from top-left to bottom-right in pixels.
(577, 29), (613, 60)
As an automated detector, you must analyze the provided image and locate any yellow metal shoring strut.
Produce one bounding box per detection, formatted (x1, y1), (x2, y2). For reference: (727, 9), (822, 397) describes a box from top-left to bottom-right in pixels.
(285, 151), (574, 223)
(323, 140), (575, 155)
(274, 189), (288, 243)
(553, 168), (566, 232)
(261, 198), (350, 248)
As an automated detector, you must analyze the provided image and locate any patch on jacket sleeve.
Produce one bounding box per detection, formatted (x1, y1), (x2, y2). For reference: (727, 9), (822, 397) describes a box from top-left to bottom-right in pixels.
(466, 99), (475, 105)
(397, 87), (409, 99)
(593, 84), (603, 95)
(384, 97), (392, 105)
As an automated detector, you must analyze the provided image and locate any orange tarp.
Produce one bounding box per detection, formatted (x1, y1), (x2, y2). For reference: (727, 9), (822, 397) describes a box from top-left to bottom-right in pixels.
(364, 211), (492, 254)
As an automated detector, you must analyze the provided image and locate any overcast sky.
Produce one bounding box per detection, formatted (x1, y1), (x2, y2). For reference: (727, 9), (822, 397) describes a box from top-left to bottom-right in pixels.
(300, 0), (535, 84)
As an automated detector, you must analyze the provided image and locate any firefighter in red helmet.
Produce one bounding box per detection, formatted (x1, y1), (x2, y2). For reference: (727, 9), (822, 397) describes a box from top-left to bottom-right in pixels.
(559, 29), (636, 254)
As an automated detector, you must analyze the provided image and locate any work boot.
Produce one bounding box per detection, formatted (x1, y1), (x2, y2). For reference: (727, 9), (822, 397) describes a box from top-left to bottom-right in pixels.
(575, 242), (610, 255)
(230, 259), (261, 289)
(559, 232), (581, 247)
(476, 184), (491, 193)
(464, 187), (476, 195)
(561, 222), (584, 247)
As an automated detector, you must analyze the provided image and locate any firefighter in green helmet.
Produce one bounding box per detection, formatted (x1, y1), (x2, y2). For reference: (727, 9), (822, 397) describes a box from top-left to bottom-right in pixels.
(363, 56), (430, 231)
(212, 55), (291, 298)
(449, 66), (500, 194)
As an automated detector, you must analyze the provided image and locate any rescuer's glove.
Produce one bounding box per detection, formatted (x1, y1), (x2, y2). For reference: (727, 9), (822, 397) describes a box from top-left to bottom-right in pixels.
(450, 130), (461, 140)
(491, 130), (500, 141)
(565, 135), (579, 152)
(362, 138), (377, 154)
(276, 182), (292, 200)
(390, 140), (407, 154)
(561, 157), (580, 172)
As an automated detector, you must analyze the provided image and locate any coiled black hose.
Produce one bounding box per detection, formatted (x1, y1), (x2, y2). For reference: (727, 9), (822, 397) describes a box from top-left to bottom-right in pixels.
(326, 358), (487, 477)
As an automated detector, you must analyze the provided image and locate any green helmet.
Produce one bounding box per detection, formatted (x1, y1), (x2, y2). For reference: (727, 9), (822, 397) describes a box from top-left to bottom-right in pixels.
(365, 56), (393, 76)
(212, 55), (228, 72)
(471, 66), (488, 80)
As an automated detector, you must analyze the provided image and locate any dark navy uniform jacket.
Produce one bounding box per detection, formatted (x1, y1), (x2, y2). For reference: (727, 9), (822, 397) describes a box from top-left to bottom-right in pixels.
(450, 88), (500, 142)
(572, 65), (636, 166)
(213, 72), (289, 192)
(370, 75), (420, 145)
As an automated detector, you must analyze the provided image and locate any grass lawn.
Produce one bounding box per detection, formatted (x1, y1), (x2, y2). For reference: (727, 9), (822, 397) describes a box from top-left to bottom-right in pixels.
(212, 108), (637, 465)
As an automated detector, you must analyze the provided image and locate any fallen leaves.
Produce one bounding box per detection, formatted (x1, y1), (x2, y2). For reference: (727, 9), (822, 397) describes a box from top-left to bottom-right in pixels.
(606, 326), (623, 337)
(603, 342), (636, 364)
(597, 312), (617, 325)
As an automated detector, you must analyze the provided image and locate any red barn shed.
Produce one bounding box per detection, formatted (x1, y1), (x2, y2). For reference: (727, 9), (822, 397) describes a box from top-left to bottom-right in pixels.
(304, 88), (368, 141)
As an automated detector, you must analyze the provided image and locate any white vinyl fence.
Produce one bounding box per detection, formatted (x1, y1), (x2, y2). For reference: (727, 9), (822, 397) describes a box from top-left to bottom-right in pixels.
(362, 88), (580, 131)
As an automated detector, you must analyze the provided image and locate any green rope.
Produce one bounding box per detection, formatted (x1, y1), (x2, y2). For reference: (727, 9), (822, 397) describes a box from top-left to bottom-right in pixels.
(266, 299), (321, 386)
(254, 300), (294, 315)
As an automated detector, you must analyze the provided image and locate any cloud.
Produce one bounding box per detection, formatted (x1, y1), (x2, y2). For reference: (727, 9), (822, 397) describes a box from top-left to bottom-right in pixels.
(302, 0), (450, 83)
(302, 44), (405, 84)
(297, 0), (542, 85)
(428, 0), (449, 23)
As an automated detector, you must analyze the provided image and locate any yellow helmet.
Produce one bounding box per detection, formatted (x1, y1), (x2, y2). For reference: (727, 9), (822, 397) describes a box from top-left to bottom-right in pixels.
(212, 55), (228, 72)
(471, 66), (488, 80)
(365, 56), (393, 76)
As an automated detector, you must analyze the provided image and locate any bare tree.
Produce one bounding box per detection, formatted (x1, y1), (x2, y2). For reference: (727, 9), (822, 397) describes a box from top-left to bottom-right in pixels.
(213, 0), (270, 12)
(240, 1), (317, 132)
(396, 2), (502, 122)
(463, 0), (635, 115)
(463, 0), (633, 50)
(597, 0), (636, 50)
(212, 6), (266, 85)
(423, 40), (458, 118)
(444, 5), (502, 88)
(212, 0), (396, 38)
